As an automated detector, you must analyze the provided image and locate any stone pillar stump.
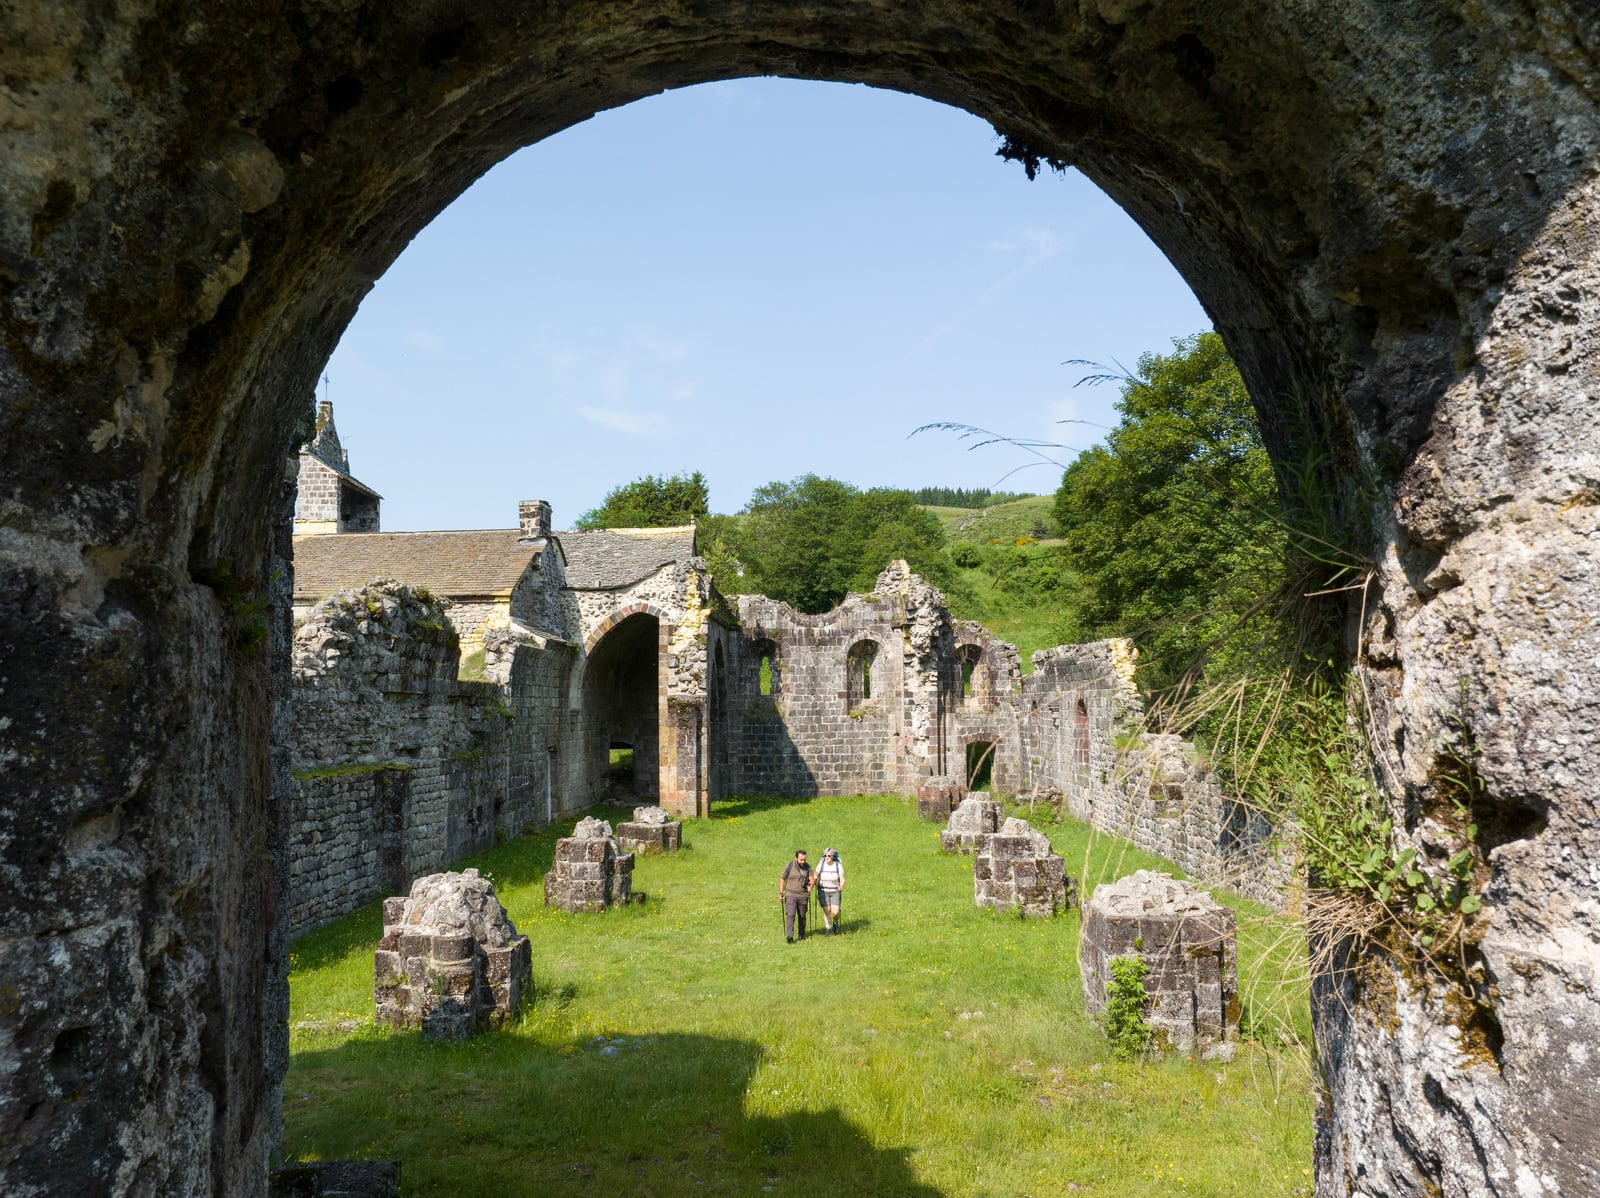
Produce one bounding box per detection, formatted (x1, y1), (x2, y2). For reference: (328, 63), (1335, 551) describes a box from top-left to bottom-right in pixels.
(373, 868), (531, 1040)
(544, 817), (637, 911)
(1080, 869), (1238, 1056)
(917, 774), (966, 821)
(974, 817), (1073, 916)
(941, 794), (1002, 852)
(616, 804), (683, 854)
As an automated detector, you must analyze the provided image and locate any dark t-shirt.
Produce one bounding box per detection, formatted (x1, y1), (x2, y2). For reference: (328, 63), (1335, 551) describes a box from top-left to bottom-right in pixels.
(781, 860), (812, 897)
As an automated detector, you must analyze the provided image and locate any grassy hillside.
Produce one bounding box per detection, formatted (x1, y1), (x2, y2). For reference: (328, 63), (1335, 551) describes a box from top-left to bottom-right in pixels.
(925, 495), (1083, 666)
(927, 494), (1059, 546)
(285, 797), (1313, 1197)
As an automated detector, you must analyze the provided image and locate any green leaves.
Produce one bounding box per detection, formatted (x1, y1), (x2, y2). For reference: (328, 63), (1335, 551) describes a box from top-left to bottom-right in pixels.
(1051, 332), (1283, 689)
(576, 471), (711, 529)
(1104, 955), (1152, 1060)
(719, 475), (954, 613)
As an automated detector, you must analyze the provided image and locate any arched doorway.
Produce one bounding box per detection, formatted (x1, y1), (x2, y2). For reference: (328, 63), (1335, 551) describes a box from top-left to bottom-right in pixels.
(580, 612), (662, 804)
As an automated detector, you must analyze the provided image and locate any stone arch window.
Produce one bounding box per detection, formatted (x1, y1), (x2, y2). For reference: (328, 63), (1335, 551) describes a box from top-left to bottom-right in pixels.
(847, 639), (879, 710)
(752, 638), (779, 697)
(956, 644), (983, 703)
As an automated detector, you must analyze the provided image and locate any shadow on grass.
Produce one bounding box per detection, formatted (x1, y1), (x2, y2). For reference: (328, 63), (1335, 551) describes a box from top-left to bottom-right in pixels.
(710, 792), (825, 819)
(286, 1028), (946, 1197)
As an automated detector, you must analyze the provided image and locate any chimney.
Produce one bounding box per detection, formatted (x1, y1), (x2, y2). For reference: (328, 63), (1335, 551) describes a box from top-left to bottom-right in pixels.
(519, 499), (553, 542)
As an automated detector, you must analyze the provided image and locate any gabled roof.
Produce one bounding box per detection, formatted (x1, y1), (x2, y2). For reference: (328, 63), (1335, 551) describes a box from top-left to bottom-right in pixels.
(293, 529), (538, 600)
(299, 451), (383, 499)
(558, 526), (697, 589)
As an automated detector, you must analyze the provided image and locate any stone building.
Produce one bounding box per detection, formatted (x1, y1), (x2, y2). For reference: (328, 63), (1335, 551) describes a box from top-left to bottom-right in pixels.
(286, 425), (1288, 934)
(294, 401), (382, 535)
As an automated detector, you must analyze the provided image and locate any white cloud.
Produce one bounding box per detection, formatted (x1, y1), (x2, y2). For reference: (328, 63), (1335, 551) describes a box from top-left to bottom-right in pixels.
(577, 406), (667, 437)
(633, 328), (691, 362)
(408, 328), (446, 351)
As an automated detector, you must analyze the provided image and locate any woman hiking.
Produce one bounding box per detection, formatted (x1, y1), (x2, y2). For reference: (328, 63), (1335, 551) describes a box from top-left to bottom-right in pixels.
(815, 846), (844, 934)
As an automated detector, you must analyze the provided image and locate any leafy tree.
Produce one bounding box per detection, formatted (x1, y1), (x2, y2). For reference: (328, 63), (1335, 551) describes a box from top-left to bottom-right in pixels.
(722, 475), (953, 613)
(575, 471), (711, 530)
(911, 486), (1037, 507)
(1052, 332), (1283, 690)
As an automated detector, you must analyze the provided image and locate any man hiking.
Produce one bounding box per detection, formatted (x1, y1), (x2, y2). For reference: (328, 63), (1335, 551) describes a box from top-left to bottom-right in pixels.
(779, 849), (814, 943)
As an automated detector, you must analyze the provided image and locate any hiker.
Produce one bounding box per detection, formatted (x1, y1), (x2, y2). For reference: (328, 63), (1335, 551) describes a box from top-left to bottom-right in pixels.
(779, 848), (814, 943)
(815, 846), (845, 934)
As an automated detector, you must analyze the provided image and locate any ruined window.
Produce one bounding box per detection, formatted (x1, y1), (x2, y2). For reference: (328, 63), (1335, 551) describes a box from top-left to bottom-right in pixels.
(847, 640), (878, 710)
(956, 644), (983, 701)
(753, 639), (779, 697)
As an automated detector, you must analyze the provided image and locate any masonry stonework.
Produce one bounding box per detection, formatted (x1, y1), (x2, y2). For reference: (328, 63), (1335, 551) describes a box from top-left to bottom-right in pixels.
(1081, 871), (1240, 1056)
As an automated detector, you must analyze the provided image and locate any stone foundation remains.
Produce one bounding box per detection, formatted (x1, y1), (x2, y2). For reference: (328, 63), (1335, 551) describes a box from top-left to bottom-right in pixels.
(616, 805), (682, 854)
(917, 775), (966, 821)
(373, 869), (531, 1040)
(544, 818), (637, 911)
(974, 817), (1073, 916)
(942, 794), (1003, 853)
(269, 1160), (402, 1198)
(1080, 870), (1238, 1055)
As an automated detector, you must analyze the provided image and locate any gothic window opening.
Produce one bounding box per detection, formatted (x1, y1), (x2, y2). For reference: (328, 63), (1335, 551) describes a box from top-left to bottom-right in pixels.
(956, 644), (983, 703)
(847, 640), (879, 711)
(753, 638), (779, 697)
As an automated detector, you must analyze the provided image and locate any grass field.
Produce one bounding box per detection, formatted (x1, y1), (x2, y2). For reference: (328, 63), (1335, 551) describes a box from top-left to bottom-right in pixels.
(924, 495), (1060, 546)
(284, 795), (1314, 1197)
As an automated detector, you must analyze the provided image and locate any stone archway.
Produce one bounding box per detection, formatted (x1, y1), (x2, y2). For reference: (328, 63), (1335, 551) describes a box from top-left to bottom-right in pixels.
(4, 5), (1598, 1195)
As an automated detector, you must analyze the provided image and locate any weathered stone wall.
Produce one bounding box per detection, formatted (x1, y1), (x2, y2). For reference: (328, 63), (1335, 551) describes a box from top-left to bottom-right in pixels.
(732, 591), (908, 796)
(946, 621), (1025, 794)
(287, 582), (566, 937)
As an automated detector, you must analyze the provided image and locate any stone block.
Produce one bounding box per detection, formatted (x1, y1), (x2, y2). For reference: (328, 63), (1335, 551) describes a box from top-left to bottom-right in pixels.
(973, 816), (1071, 917)
(373, 868), (530, 1040)
(1079, 870), (1237, 1053)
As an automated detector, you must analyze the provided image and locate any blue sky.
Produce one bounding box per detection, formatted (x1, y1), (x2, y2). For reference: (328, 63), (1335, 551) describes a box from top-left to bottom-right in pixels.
(322, 78), (1208, 532)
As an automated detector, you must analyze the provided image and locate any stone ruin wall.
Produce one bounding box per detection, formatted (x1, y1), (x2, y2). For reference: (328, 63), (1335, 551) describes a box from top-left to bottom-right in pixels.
(728, 589), (912, 797)
(288, 582), (575, 937)
(1020, 640), (1288, 910)
(944, 620), (1026, 795)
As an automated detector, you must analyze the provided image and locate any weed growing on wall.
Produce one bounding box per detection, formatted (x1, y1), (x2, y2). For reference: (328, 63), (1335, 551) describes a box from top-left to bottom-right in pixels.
(1104, 955), (1151, 1059)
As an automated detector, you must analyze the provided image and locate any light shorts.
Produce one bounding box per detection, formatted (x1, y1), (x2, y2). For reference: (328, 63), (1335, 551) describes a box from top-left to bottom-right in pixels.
(819, 888), (840, 907)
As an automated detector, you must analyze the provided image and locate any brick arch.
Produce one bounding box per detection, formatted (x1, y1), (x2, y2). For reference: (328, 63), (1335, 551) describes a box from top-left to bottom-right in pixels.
(7, 5), (1599, 1195)
(583, 603), (673, 657)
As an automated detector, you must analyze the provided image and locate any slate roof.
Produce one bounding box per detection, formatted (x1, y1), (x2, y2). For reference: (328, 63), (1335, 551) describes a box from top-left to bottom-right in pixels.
(557, 526), (697, 589)
(293, 530), (539, 601)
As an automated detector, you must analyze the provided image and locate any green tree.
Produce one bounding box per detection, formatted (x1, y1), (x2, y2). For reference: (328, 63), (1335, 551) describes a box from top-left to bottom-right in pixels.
(724, 475), (953, 612)
(575, 471), (711, 529)
(1052, 332), (1283, 689)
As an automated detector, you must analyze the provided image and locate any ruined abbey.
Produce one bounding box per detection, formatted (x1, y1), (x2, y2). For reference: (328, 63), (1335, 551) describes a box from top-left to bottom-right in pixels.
(286, 405), (1282, 935)
(7, 4), (1598, 1196)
